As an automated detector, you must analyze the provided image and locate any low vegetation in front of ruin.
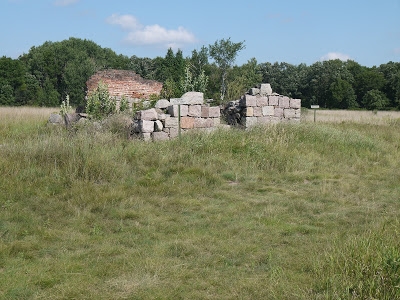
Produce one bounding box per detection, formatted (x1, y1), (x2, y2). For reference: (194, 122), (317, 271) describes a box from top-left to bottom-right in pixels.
(0, 107), (399, 299)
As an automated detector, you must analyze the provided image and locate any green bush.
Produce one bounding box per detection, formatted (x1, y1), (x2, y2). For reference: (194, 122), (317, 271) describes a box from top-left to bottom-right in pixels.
(86, 81), (116, 119)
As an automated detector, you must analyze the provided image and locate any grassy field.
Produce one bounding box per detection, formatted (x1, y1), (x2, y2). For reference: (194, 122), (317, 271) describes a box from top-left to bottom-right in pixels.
(0, 107), (399, 299)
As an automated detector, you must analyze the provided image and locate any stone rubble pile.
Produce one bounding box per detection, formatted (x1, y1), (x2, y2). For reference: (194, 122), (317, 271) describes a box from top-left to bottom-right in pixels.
(223, 83), (301, 127)
(48, 83), (302, 141)
(130, 92), (222, 141)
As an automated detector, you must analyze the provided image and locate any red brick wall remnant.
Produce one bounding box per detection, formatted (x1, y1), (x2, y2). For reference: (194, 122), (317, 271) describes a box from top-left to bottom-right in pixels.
(86, 70), (163, 101)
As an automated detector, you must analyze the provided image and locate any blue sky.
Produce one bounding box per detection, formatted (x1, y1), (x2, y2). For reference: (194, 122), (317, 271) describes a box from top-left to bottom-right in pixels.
(1, 0), (399, 67)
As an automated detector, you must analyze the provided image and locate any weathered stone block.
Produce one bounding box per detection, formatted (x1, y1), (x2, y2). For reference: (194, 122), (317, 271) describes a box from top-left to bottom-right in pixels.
(239, 94), (257, 107)
(290, 98), (301, 109)
(169, 128), (179, 138)
(242, 117), (257, 128)
(49, 113), (63, 124)
(152, 131), (169, 141)
(256, 97), (269, 106)
(268, 95), (279, 106)
(170, 92), (204, 105)
(181, 117), (194, 129)
(139, 133), (151, 142)
(274, 108), (284, 118)
(284, 108), (296, 119)
(164, 117), (179, 128)
(257, 116), (272, 124)
(201, 106), (220, 118)
(169, 98), (182, 105)
(248, 88), (260, 95)
(157, 113), (169, 120)
(295, 109), (301, 118)
(136, 108), (158, 120)
(253, 106), (263, 117)
(212, 117), (221, 126)
(168, 105), (188, 117)
(194, 118), (214, 128)
(139, 120), (155, 133)
(155, 99), (170, 109)
(64, 113), (80, 126)
(260, 83), (273, 96)
(182, 91), (204, 105)
(154, 120), (164, 132)
(244, 107), (254, 117)
(279, 96), (290, 108)
(188, 105), (202, 117)
(262, 106), (275, 116)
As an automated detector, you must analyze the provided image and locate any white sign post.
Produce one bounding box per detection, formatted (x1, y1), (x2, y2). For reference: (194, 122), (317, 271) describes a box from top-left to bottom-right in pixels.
(310, 105), (320, 122)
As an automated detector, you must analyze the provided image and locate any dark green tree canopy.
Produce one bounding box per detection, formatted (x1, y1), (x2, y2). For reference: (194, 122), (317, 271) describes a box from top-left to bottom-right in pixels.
(0, 37), (399, 110)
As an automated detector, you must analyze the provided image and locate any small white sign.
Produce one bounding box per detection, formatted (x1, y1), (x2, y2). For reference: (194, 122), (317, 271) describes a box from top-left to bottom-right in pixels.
(311, 105), (320, 109)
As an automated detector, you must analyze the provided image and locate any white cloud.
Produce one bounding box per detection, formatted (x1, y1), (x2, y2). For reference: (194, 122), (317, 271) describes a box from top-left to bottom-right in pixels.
(106, 13), (197, 49)
(106, 14), (141, 31)
(320, 52), (351, 62)
(54, 0), (79, 6)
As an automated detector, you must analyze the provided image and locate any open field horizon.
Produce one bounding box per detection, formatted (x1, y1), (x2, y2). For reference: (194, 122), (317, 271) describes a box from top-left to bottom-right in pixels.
(0, 106), (399, 299)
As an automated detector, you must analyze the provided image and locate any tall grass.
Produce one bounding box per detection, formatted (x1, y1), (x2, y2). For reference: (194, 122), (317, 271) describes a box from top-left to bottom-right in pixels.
(0, 107), (399, 299)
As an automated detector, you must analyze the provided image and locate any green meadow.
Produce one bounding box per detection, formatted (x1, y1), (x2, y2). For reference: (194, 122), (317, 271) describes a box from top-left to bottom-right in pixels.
(0, 107), (399, 299)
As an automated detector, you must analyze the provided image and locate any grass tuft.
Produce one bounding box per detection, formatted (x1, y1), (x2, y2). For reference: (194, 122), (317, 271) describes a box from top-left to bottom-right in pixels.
(0, 107), (399, 299)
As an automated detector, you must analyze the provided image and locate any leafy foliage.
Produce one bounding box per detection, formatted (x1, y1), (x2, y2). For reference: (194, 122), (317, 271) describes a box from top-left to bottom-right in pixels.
(209, 38), (246, 102)
(85, 81), (116, 119)
(1, 37), (400, 110)
(362, 89), (390, 110)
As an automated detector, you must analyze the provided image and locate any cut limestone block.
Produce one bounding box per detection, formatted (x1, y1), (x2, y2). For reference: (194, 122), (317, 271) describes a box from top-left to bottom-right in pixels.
(257, 116), (272, 124)
(268, 95), (279, 106)
(152, 131), (169, 141)
(49, 113), (63, 124)
(279, 96), (290, 108)
(274, 108), (284, 118)
(194, 118), (214, 128)
(244, 107), (254, 117)
(256, 97), (269, 106)
(295, 109), (301, 118)
(169, 98), (182, 105)
(188, 105), (202, 117)
(171, 92), (204, 105)
(248, 88), (260, 95)
(164, 117), (179, 128)
(154, 120), (163, 132)
(181, 117), (194, 129)
(239, 94), (257, 107)
(136, 108), (158, 120)
(212, 117), (221, 126)
(181, 91), (204, 105)
(155, 99), (170, 109)
(284, 108), (296, 119)
(168, 105), (188, 117)
(253, 106), (263, 117)
(139, 133), (151, 142)
(242, 117), (257, 128)
(169, 128), (179, 138)
(139, 120), (154, 133)
(262, 106), (275, 116)
(260, 83), (272, 96)
(290, 98), (301, 109)
(158, 113), (169, 121)
(201, 106), (220, 118)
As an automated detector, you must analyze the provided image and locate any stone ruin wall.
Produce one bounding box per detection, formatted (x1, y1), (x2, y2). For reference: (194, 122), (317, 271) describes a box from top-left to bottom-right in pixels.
(130, 84), (301, 142)
(50, 82), (301, 141)
(224, 83), (301, 127)
(86, 70), (163, 105)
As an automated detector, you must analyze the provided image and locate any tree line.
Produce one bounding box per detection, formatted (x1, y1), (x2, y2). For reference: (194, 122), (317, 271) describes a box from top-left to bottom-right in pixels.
(1, 37), (399, 110)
